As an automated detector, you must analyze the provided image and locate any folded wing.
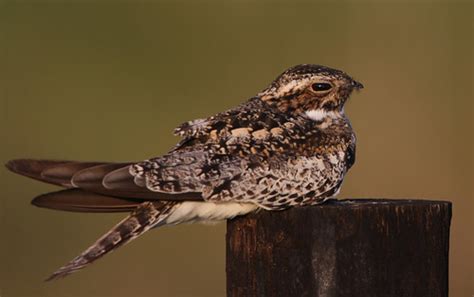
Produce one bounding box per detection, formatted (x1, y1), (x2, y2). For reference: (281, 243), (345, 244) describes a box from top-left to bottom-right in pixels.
(6, 159), (203, 212)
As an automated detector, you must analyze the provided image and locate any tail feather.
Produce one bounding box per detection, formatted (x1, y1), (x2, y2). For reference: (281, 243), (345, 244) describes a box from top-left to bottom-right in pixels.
(46, 201), (179, 281)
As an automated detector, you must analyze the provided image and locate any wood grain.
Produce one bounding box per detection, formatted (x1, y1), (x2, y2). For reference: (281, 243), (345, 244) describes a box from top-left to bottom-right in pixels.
(226, 199), (451, 297)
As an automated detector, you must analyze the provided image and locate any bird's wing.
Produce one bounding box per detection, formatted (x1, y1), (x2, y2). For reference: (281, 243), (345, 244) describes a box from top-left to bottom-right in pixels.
(126, 99), (347, 209)
(121, 98), (292, 197)
(5, 99), (276, 204)
(6, 159), (203, 212)
(46, 200), (178, 280)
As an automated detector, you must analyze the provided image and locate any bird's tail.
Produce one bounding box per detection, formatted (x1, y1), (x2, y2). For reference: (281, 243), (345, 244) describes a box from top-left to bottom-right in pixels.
(46, 200), (179, 281)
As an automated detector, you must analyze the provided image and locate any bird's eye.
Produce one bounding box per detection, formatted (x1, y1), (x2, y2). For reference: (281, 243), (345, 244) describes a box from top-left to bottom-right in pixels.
(311, 83), (332, 92)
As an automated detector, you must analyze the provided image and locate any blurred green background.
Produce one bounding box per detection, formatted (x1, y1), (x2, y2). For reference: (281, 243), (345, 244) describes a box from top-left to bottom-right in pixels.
(1, 1), (472, 296)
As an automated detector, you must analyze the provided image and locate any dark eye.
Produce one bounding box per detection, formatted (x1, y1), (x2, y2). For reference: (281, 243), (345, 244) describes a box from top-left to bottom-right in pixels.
(311, 83), (332, 92)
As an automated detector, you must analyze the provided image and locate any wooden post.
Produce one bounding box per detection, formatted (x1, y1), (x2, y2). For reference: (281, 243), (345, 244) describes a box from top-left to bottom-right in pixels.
(226, 199), (451, 297)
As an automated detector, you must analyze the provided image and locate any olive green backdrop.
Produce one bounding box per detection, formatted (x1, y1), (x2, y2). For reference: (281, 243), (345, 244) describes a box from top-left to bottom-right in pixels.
(1, 1), (472, 297)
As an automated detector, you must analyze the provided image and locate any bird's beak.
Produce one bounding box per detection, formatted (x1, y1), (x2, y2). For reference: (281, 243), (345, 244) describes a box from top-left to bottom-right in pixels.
(351, 80), (364, 90)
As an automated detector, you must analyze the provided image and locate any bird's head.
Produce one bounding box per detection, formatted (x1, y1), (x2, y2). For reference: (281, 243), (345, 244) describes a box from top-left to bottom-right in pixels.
(259, 64), (363, 121)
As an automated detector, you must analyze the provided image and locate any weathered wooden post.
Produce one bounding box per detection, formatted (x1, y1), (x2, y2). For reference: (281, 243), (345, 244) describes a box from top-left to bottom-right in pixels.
(226, 199), (451, 297)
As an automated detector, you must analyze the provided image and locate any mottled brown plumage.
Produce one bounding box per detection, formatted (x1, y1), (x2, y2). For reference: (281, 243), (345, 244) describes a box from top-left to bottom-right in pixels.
(6, 64), (363, 280)
(46, 201), (178, 281)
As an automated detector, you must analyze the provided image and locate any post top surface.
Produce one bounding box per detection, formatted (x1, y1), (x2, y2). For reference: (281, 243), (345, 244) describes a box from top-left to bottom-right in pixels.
(325, 198), (451, 207)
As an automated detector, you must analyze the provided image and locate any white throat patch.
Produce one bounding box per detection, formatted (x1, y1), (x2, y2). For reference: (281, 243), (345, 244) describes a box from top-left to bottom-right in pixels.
(305, 109), (340, 121)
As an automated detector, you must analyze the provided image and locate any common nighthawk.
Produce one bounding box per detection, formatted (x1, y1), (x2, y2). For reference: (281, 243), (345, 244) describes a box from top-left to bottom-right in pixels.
(6, 64), (363, 280)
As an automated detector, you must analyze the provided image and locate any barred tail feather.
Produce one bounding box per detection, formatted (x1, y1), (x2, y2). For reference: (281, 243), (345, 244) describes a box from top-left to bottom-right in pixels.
(46, 201), (179, 281)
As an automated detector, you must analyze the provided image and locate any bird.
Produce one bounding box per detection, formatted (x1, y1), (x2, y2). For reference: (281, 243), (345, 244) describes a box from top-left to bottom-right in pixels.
(5, 64), (363, 281)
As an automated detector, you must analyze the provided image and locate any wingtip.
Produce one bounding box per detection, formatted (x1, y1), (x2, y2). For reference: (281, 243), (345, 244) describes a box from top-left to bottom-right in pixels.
(4, 159), (59, 177)
(31, 193), (48, 209)
(30, 190), (70, 210)
(5, 159), (111, 188)
(5, 159), (23, 173)
(31, 192), (65, 211)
